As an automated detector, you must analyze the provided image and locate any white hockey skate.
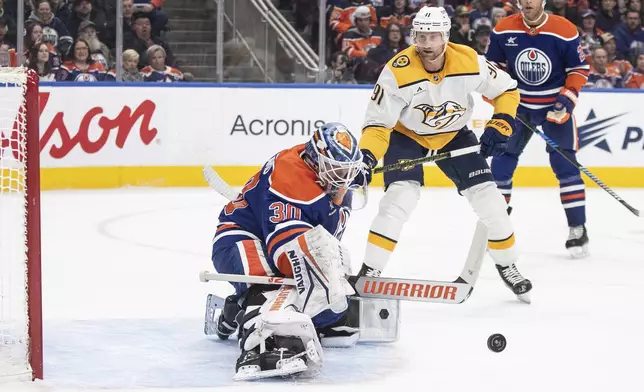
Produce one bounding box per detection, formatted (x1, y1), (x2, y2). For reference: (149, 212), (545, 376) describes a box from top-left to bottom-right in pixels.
(565, 225), (589, 259)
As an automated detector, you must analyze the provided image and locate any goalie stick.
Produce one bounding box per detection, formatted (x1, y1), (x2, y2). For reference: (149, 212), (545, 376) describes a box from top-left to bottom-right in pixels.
(517, 116), (640, 217)
(200, 220), (488, 304)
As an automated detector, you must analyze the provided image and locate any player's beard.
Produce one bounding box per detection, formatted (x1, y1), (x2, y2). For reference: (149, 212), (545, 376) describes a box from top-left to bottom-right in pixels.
(416, 43), (446, 64)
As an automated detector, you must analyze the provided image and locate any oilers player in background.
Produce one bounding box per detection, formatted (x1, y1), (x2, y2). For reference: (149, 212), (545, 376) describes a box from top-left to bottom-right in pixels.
(486, 0), (591, 258)
(211, 123), (364, 380)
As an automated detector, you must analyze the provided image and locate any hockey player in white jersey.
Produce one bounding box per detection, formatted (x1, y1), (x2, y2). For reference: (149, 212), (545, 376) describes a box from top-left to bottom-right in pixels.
(355, 6), (532, 302)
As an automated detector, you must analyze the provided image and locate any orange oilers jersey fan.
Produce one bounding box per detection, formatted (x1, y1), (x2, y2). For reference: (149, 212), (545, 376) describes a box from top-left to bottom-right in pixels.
(360, 43), (520, 159)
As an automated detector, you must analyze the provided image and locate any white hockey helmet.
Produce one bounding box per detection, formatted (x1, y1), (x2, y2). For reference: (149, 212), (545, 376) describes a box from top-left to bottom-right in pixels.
(411, 6), (452, 45)
(352, 6), (372, 25)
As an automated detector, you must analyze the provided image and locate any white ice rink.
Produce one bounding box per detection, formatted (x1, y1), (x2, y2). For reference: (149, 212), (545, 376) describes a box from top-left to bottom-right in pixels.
(17, 186), (644, 392)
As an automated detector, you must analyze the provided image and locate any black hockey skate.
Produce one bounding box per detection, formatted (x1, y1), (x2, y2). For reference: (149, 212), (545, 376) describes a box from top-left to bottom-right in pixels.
(358, 263), (381, 278)
(234, 336), (312, 381)
(565, 225), (589, 259)
(495, 264), (532, 304)
(215, 294), (241, 340)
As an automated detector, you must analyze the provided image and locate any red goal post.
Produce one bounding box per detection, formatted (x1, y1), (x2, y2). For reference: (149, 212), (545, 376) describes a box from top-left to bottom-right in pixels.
(0, 67), (43, 381)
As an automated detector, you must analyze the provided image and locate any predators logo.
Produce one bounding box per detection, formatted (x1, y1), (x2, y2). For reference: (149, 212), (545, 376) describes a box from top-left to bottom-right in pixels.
(393, 55), (410, 68)
(414, 101), (467, 130)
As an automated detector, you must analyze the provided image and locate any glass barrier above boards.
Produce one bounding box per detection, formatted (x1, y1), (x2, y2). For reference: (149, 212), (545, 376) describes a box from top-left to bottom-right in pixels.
(2, 0), (643, 87)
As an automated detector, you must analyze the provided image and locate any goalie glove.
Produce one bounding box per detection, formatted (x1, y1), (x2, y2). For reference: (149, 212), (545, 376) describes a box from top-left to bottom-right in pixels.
(546, 88), (578, 124)
(480, 113), (514, 158)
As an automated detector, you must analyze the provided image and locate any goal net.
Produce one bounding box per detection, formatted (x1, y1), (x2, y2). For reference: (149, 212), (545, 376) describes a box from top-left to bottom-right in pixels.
(0, 68), (42, 382)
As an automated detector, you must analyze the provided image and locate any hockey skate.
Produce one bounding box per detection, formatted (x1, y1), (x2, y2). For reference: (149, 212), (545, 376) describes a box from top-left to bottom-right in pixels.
(357, 263), (381, 278)
(234, 335), (319, 381)
(495, 264), (532, 304)
(565, 225), (589, 259)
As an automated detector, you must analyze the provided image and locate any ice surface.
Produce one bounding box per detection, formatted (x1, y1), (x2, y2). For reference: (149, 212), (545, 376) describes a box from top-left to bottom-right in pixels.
(18, 186), (644, 391)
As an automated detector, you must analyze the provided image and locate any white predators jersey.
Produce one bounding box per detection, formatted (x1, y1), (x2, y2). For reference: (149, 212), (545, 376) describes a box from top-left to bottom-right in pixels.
(362, 43), (518, 153)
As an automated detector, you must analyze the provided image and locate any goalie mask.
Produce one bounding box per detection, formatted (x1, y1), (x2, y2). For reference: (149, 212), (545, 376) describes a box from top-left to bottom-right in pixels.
(411, 6), (451, 62)
(304, 123), (362, 203)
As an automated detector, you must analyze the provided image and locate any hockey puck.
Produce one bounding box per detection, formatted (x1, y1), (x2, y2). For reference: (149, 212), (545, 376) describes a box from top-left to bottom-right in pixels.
(487, 333), (506, 353)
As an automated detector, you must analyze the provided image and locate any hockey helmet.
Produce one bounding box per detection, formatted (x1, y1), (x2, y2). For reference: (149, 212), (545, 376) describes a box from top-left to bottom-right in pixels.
(411, 6), (451, 47)
(304, 122), (363, 193)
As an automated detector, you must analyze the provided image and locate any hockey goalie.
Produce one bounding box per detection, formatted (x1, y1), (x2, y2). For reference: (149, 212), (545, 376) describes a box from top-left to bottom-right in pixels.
(208, 123), (398, 380)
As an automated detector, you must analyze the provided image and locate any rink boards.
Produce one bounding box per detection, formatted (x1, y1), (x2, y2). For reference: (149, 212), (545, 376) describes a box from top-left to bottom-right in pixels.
(30, 83), (644, 190)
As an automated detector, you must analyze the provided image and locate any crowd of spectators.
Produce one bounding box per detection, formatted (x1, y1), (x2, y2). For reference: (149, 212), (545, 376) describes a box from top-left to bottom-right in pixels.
(283, 0), (644, 88)
(0, 0), (187, 82)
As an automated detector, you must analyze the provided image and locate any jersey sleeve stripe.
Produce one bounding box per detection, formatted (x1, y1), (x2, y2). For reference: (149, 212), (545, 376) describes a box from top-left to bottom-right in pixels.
(266, 220), (314, 244)
(213, 229), (261, 244)
(267, 227), (310, 257)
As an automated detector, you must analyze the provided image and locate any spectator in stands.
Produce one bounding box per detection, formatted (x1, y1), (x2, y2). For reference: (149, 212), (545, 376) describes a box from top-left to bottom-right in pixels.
(106, 0), (135, 48)
(0, 1), (16, 47)
(450, 5), (472, 46)
(78, 20), (110, 69)
(28, 0), (73, 56)
(595, 0), (621, 32)
(602, 32), (633, 76)
(341, 5), (383, 59)
(325, 51), (357, 83)
(50, 0), (72, 24)
(121, 49), (143, 81)
(140, 45), (183, 82)
(131, 0), (167, 37)
(587, 47), (623, 87)
(472, 24), (491, 55)
(28, 42), (57, 80)
(66, 0), (108, 41)
(378, 0), (413, 29)
(0, 17), (13, 50)
(367, 21), (407, 69)
(625, 52), (644, 87)
(579, 10), (604, 59)
(613, 10), (644, 57)
(626, 0), (642, 15)
(470, 0), (494, 28)
(491, 7), (507, 27)
(56, 37), (106, 81)
(548, 0), (579, 26)
(329, 0), (377, 48)
(125, 13), (174, 68)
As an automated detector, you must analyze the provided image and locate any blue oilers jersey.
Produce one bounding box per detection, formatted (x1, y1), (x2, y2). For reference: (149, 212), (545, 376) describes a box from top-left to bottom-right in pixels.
(213, 144), (351, 278)
(486, 13), (589, 113)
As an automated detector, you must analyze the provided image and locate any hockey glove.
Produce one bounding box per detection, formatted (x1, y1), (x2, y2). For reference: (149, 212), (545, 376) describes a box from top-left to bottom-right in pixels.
(480, 113), (514, 158)
(353, 149), (378, 186)
(546, 88), (577, 124)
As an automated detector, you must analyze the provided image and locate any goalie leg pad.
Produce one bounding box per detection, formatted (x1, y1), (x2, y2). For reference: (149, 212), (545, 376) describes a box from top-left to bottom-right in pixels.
(317, 297), (400, 347)
(236, 286), (324, 380)
(462, 181), (518, 267)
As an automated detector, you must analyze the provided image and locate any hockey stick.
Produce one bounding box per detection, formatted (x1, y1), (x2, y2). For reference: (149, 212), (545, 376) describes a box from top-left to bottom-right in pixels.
(516, 116), (640, 217)
(373, 145), (480, 174)
(200, 220), (488, 304)
(202, 145), (481, 200)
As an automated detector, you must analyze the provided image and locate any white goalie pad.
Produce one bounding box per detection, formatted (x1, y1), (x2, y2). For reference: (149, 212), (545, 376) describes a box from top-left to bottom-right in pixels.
(282, 225), (355, 318)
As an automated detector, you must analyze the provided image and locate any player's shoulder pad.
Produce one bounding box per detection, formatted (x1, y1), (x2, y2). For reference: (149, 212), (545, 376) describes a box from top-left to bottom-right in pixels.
(444, 43), (480, 76)
(492, 13), (525, 34)
(268, 144), (327, 205)
(541, 14), (579, 40)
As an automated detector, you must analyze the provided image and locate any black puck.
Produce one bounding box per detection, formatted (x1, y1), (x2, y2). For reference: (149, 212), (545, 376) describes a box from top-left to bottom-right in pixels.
(487, 333), (506, 353)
